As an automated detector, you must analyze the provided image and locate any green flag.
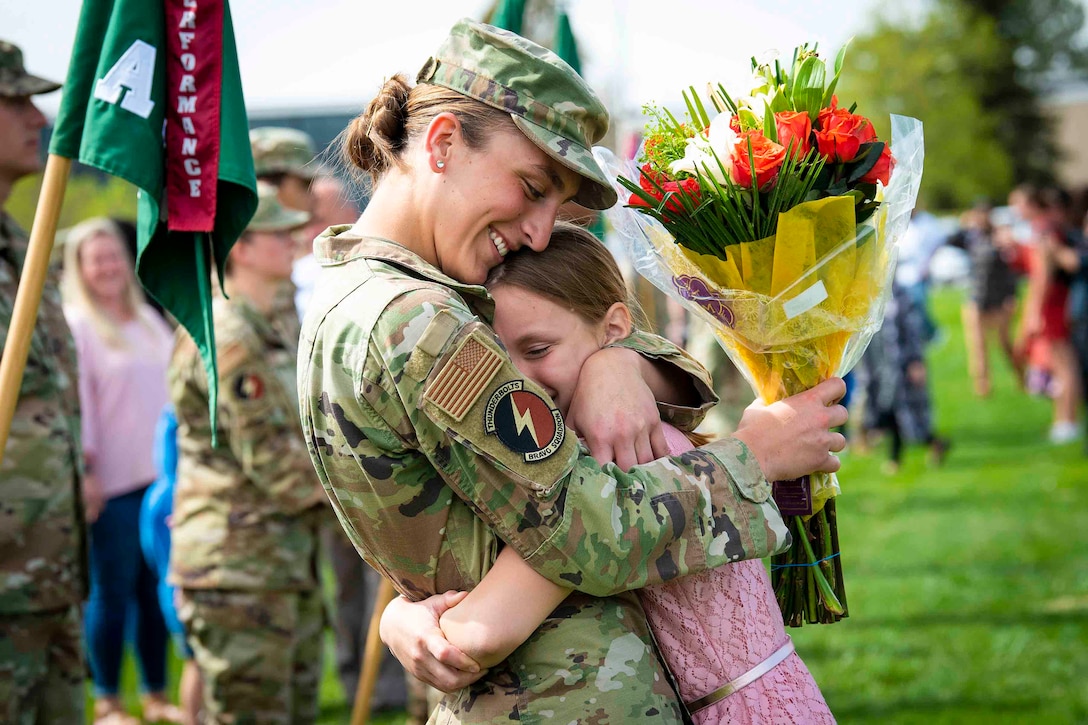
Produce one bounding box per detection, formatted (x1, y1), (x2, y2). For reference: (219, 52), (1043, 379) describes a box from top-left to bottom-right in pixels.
(50, 0), (257, 432)
(553, 7), (582, 76)
(490, 0), (526, 34)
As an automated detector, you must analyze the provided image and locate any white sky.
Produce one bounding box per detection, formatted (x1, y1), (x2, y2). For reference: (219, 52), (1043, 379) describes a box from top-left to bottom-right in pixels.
(10, 0), (918, 123)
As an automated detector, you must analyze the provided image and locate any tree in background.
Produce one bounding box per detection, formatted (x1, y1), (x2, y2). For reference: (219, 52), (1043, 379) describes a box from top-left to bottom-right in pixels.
(840, 0), (1088, 209)
(952, 0), (1088, 186)
(8, 174), (136, 245)
(840, 6), (1013, 209)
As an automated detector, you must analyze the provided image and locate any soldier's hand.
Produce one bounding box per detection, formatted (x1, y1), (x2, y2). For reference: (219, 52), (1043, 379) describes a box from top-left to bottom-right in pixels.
(567, 347), (669, 471)
(379, 591), (485, 693)
(733, 378), (848, 483)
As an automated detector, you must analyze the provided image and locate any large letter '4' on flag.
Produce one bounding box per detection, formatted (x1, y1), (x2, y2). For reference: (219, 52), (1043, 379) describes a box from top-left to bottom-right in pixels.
(49, 0), (257, 435)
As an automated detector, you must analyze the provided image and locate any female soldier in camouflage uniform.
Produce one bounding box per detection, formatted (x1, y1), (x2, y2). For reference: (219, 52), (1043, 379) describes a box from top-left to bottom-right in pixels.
(298, 19), (847, 723)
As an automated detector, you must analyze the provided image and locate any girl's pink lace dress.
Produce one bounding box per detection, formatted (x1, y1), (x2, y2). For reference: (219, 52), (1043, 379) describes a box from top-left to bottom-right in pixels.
(638, 425), (836, 724)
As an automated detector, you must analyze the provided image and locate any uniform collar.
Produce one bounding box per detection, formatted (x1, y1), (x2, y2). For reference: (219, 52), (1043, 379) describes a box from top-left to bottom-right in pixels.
(313, 225), (495, 322)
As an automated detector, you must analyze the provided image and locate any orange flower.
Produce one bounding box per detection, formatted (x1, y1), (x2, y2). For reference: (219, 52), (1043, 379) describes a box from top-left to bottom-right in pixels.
(860, 144), (895, 185)
(814, 107), (875, 163)
(731, 131), (787, 190)
(774, 111), (812, 159)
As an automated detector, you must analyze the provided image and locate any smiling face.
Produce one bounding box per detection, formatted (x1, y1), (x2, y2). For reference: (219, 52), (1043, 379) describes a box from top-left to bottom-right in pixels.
(491, 284), (604, 418)
(79, 231), (132, 305)
(430, 125), (580, 285)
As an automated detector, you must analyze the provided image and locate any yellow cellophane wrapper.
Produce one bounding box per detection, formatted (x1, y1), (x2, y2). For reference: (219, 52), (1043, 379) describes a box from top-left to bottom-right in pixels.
(650, 195), (893, 514)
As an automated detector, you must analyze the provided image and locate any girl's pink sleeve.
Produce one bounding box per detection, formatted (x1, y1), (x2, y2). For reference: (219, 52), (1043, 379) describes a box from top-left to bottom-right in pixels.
(661, 422), (696, 456)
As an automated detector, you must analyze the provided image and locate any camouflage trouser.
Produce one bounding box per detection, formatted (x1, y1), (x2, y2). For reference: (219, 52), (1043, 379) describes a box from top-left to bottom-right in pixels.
(0, 605), (84, 725)
(178, 588), (323, 725)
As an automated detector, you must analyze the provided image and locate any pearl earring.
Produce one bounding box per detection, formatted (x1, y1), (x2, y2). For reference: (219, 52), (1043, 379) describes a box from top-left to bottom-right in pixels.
(436, 160), (445, 169)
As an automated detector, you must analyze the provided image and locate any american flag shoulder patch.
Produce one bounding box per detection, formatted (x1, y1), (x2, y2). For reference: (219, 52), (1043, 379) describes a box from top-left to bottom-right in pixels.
(424, 332), (504, 422)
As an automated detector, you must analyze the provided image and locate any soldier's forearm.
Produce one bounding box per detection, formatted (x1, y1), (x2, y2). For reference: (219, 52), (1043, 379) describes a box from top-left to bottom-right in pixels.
(519, 438), (789, 597)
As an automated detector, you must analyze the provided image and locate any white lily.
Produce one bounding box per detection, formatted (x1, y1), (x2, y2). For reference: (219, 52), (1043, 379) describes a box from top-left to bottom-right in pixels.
(669, 112), (738, 183)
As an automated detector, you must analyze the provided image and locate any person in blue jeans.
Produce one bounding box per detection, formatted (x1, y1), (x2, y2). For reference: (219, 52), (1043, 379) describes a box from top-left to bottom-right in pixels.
(140, 405), (202, 725)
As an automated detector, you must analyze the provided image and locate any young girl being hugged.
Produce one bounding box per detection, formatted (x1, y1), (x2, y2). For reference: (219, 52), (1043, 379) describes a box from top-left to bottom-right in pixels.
(383, 222), (837, 723)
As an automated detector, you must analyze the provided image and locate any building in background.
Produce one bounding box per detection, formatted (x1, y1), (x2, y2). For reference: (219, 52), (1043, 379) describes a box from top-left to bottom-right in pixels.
(1043, 80), (1088, 191)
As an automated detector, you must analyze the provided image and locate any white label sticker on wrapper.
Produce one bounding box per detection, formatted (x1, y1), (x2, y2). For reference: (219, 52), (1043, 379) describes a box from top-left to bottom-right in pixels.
(782, 280), (829, 319)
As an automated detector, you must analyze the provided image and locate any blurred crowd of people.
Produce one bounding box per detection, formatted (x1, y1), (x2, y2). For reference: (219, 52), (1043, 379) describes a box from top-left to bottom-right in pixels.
(842, 183), (1088, 475)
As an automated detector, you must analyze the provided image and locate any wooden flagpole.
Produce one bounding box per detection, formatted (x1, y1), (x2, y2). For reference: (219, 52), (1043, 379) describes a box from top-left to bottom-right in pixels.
(350, 577), (398, 725)
(0, 154), (71, 465)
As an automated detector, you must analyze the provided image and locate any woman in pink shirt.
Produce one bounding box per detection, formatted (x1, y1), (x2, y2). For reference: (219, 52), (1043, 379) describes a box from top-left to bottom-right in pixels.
(61, 218), (182, 725)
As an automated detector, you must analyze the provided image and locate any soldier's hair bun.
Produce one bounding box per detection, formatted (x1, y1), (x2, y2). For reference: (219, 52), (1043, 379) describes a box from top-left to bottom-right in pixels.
(344, 74), (411, 177)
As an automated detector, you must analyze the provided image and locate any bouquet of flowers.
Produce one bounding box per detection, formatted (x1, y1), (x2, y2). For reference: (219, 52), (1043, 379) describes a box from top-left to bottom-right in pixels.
(595, 45), (923, 626)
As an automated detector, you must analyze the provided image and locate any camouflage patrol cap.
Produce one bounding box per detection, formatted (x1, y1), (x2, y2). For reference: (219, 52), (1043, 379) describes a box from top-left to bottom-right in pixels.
(250, 127), (317, 180)
(417, 19), (617, 210)
(0, 40), (61, 97)
(247, 182), (311, 232)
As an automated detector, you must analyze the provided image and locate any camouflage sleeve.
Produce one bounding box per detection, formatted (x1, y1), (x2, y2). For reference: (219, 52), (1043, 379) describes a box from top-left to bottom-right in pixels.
(214, 340), (326, 516)
(609, 329), (718, 432)
(369, 290), (789, 598)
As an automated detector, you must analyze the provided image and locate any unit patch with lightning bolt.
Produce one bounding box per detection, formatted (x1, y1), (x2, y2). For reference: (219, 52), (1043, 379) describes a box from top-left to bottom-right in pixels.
(484, 380), (565, 462)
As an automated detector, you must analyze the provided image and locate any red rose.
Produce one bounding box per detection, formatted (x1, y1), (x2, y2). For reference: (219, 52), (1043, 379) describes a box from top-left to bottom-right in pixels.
(638, 163), (665, 194)
(859, 144), (895, 185)
(774, 111), (812, 159)
(731, 131), (787, 190)
(814, 108), (875, 163)
(630, 171), (700, 222)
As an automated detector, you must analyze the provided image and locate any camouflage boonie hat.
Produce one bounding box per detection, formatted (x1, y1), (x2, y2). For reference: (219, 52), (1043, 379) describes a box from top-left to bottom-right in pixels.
(417, 19), (617, 210)
(0, 40), (61, 97)
(247, 182), (311, 232)
(250, 127), (317, 180)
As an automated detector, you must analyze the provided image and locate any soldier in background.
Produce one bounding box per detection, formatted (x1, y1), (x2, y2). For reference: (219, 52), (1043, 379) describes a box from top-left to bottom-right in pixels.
(250, 126), (317, 216)
(250, 126), (317, 346)
(0, 40), (86, 723)
(170, 184), (328, 723)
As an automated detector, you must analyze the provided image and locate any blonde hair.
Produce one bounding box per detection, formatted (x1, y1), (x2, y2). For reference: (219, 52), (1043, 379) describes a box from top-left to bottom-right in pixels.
(61, 217), (157, 348)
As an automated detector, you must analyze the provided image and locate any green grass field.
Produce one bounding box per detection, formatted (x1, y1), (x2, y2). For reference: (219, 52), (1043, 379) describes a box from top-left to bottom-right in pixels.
(98, 286), (1088, 724)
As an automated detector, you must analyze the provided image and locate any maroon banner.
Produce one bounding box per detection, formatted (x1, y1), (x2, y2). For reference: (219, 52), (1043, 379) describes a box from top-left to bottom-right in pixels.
(165, 0), (223, 232)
